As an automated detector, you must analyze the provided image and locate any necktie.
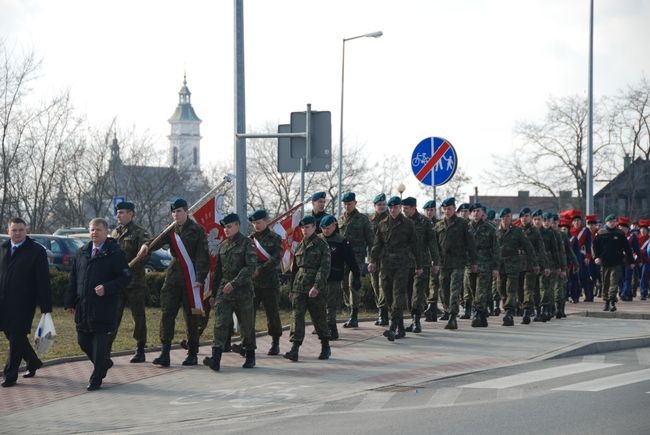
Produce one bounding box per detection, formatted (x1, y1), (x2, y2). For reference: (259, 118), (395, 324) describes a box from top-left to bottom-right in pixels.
(93, 247), (99, 257)
(11, 246), (17, 256)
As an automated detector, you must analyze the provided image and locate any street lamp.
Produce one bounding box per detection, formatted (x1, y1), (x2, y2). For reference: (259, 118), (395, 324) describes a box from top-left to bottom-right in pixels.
(397, 183), (406, 199)
(337, 30), (383, 216)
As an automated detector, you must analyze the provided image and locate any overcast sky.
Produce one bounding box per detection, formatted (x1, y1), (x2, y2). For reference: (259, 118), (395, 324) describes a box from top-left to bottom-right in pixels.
(3, 0), (649, 202)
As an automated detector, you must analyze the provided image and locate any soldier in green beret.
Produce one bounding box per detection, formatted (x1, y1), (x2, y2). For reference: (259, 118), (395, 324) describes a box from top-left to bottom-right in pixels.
(518, 208), (547, 324)
(538, 212), (564, 321)
(248, 209), (284, 356)
(311, 192), (328, 232)
(369, 193), (389, 326)
(456, 203), (470, 220)
(284, 215), (332, 362)
(338, 191), (373, 328)
(422, 200), (441, 322)
(110, 201), (150, 363)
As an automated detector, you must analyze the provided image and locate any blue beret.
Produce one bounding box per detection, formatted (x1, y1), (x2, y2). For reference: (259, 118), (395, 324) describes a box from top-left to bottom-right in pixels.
(542, 212), (554, 220)
(320, 214), (337, 228)
(402, 197), (417, 207)
(220, 213), (240, 226)
(441, 197), (455, 207)
(116, 201), (135, 211)
(531, 209), (543, 217)
(519, 207), (531, 215)
(423, 200), (436, 210)
(499, 207), (512, 218)
(170, 198), (188, 211)
(248, 209), (268, 222)
(456, 202), (470, 212)
(487, 209), (496, 220)
(342, 192), (356, 202)
(311, 191), (326, 201)
(387, 196), (401, 207)
(300, 215), (316, 226)
(373, 193), (386, 204)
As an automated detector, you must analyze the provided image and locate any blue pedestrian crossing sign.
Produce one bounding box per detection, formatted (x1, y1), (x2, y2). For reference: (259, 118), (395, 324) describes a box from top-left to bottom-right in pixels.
(411, 136), (457, 186)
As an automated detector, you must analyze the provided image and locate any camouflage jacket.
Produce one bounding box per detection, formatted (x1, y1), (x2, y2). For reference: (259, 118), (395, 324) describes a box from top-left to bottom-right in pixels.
(250, 227), (282, 289)
(215, 232), (258, 299)
(552, 229), (568, 269)
(312, 210), (327, 234)
(370, 210), (388, 234)
(468, 219), (499, 273)
(370, 213), (421, 269)
(560, 230), (580, 269)
(409, 211), (440, 266)
(291, 233), (331, 293)
(496, 224), (536, 274)
(539, 226), (562, 269)
(339, 208), (373, 260)
(434, 215), (478, 269)
(521, 223), (548, 271)
(112, 221), (149, 289)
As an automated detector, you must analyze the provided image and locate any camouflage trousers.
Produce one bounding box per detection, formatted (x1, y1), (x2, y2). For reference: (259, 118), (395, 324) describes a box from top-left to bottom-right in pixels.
(602, 266), (623, 303)
(554, 270), (568, 305)
(380, 267), (410, 322)
(539, 272), (554, 307)
(212, 294), (256, 351)
(520, 271), (539, 310)
(427, 270), (441, 308)
(254, 286), (283, 338)
(159, 278), (200, 347)
(370, 261), (386, 308)
(498, 272), (519, 314)
(407, 267), (430, 314)
(325, 280), (342, 326)
(110, 286), (147, 348)
(440, 268), (464, 317)
(465, 270), (492, 312)
(289, 291), (329, 344)
(342, 253), (366, 309)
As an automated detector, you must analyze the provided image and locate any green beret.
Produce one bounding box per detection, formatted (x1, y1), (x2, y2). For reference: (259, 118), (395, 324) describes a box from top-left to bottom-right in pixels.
(300, 215), (316, 226)
(342, 192), (356, 202)
(486, 209), (496, 220)
(320, 214), (337, 228)
(387, 196), (401, 207)
(373, 193), (386, 204)
(552, 213), (559, 221)
(402, 197), (417, 207)
(311, 191), (326, 201)
(220, 213), (240, 226)
(469, 202), (485, 212)
(170, 198), (188, 211)
(605, 213), (617, 222)
(423, 200), (436, 210)
(519, 207), (531, 215)
(499, 207), (512, 218)
(116, 201), (134, 211)
(542, 212), (554, 220)
(441, 197), (455, 207)
(456, 203), (470, 212)
(531, 209), (543, 217)
(248, 209), (268, 222)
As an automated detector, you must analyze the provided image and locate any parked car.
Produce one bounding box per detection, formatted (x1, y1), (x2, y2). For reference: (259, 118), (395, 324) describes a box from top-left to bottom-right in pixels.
(53, 227), (88, 236)
(0, 234), (57, 270)
(28, 234), (84, 272)
(146, 248), (172, 273)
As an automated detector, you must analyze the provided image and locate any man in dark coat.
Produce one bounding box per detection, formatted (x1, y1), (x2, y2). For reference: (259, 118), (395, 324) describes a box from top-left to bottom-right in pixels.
(65, 218), (131, 391)
(0, 217), (52, 388)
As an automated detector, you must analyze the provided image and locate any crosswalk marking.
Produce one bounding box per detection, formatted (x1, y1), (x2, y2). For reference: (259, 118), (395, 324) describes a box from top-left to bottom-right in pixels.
(635, 348), (650, 366)
(426, 387), (462, 407)
(554, 368), (650, 392)
(353, 392), (395, 411)
(459, 362), (620, 389)
(497, 388), (524, 400)
(582, 355), (606, 363)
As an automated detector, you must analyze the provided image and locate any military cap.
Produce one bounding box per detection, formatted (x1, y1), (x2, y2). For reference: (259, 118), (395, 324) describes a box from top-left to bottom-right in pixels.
(519, 207), (531, 216)
(311, 191), (326, 201)
(402, 197), (417, 207)
(373, 193), (386, 204)
(639, 219), (650, 228)
(342, 191), (356, 202)
(299, 215), (316, 226)
(586, 214), (599, 224)
(531, 209), (543, 217)
(486, 209), (496, 220)
(552, 213), (560, 221)
(423, 200), (436, 210)
(498, 207), (512, 218)
(604, 213), (617, 222)
(220, 213), (240, 226)
(387, 196), (401, 207)
(441, 197), (455, 207)
(170, 198), (188, 211)
(456, 202), (470, 212)
(618, 216), (631, 227)
(469, 202), (485, 212)
(248, 209), (268, 222)
(320, 214), (337, 228)
(116, 201), (135, 211)
(542, 212), (554, 220)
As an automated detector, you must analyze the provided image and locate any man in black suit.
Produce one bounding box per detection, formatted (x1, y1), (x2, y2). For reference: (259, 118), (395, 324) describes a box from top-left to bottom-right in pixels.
(0, 217), (52, 388)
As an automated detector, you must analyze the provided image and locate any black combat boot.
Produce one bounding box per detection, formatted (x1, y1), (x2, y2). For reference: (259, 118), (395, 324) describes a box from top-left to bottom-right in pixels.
(182, 344), (199, 366)
(444, 314), (458, 330)
(424, 303), (437, 322)
(379, 306), (389, 325)
(395, 319), (406, 339)
(318, 339), (331, 360)
(440, 311), (450, 321)
(610, 301), (617, 312)
(283, 342), (300, 362)
(560, 302), (567, 318)
(460, 302), (472, 319)
(383, 320), (397, 342)
(405, 312), (416, 332)
(521, 309), (531, 325)
(471, 310), (486, 327)
(603, 300), (610, 311)
(231, 343), (246, 357)
(413, 312), (422, 333)
(152, 343), (171, 367)
(242, 350), (256, 368)
(268, 336), (280, 355)
(542, 305), (551, 322)
(130, 344), (146, 363)
(502, 310), (514, 326)
(480, 310), (489, 327)
(329, 323), (340, 340)
(343, 308), (359, 328)
(203, 347), (222, 371)
(555, 303), (562, 319)
(533, 307), (542, 322)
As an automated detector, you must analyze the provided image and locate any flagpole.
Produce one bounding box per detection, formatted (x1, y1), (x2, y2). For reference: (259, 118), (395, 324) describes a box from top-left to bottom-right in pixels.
(268, 195), (313, 227)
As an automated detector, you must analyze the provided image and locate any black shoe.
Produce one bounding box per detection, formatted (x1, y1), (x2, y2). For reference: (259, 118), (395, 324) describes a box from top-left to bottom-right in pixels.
(603, 300), (610, 311)
(383, 329), (396, 342)
(494, 306), (501, 316)
(283, 343), (300, 362)
(318, 340), (331, 360)
(440, 312), (450, 321)
(460, 302), (472, 319)
(268, 336), (281, 355)
(395, 319), (406, 339)
(378, 307), (389, 326)
(130, 345), (146, 363)
(242, 350), (256, 368)
(404, 318), (415, 333)
(502, 313), (514, 326)
(413, 314), (422, 333)
(471, 311), (487, 328)
(86, 380), (102, 391)
(102, 359), (114, 379)
(610, 301), (617, 312)
(182, 351), (198, 366)
(329, 324), (339, 341)
(521, 309), (531, 325)
(204, 347), (222, 371)
(532, 308), (542, 322)
(231, 343), (246, 357)
(343, 308), (359, 328)
(23, 358), (43, 378)
(444, 315), (458, 330)
(152, 344), (171, 367)
(1, 379), (17, 387)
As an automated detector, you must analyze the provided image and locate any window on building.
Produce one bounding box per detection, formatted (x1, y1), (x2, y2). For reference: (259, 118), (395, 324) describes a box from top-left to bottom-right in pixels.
(193, 147), (198, 166)
(173, 147), (178, 166)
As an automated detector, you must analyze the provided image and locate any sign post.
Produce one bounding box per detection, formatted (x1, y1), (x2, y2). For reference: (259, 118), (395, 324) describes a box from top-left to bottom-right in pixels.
(411, 137), (458, 214)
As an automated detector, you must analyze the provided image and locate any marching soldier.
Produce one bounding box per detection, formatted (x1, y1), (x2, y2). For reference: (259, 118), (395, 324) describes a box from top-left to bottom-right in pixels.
(586, 215), (602, 298)
(368, 196), (422, 341)
(535, 210), (562, 321)
(434, 197), (478, 330)
(311, 191), (328, 232)
(248, 209), (283, 356)
(369, 193), (389, 326)
(110, 201), (150, 363)
(338, 192), (373, 328)
(456, 203), (471, 220)
(422, 200), (441, 322)
(206, 213), (258, 371)
(518, 208), (548, 324)
(550, 214), (569, 318)
(284, 216), (331, 362)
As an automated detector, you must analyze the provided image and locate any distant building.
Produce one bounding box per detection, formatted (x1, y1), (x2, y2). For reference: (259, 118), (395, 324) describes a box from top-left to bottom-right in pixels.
(594, 157), (650, 220)
(469, 190), (583, 215)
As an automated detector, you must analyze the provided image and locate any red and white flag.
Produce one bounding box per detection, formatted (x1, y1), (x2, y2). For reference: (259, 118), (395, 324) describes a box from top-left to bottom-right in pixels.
(192, 192), (227, 301)
(252, 237), (271, 263)
(272, 208), (303, 273)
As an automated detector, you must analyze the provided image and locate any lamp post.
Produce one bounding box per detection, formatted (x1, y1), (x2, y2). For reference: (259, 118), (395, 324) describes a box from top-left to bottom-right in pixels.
(397, 183), (406, 199)
(338, 30), (383, 216)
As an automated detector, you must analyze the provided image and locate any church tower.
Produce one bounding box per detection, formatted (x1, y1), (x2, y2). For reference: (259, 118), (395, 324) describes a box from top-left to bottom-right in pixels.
(168, 74), (202, 174)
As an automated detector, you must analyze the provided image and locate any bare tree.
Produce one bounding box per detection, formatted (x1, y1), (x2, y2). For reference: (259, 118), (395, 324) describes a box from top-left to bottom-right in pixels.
(610, 76), (650, 162)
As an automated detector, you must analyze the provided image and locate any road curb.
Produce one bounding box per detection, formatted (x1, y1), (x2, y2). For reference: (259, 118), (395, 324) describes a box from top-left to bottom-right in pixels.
(536, 335), (650, 360)
(568, 311), (650, 320)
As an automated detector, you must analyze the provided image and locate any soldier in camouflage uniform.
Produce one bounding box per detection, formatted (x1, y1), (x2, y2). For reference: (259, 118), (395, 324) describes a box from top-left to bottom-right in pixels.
(369, 196), (422, 341)
(248, 209), (283, 356)
(311, 191), (328, 233)
(556, 216), (579, 317)
(402, 197), (440, 333)
(110, 201), (150, 363)
(485, 208), (500, 316)
(338, 192), (373, 328)
(422, 200), (442, 322)
(369, 193), (389, 326)
(435, 197), (478, 330)
(204, 213), (258, 371)
(538, 211), (564, 321)
(550, 214), (568, 318)
(518, 208), (548, 325)
(466, 203), (499, 327)
(456, 203), (471, 220)
(142, 198), (210, 367)
(284, 215), (331, 362)
(496, 208), (536, 326)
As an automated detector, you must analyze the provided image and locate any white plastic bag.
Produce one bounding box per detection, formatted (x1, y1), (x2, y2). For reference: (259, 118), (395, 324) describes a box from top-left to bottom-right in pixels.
(35, 313), (57, 354)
